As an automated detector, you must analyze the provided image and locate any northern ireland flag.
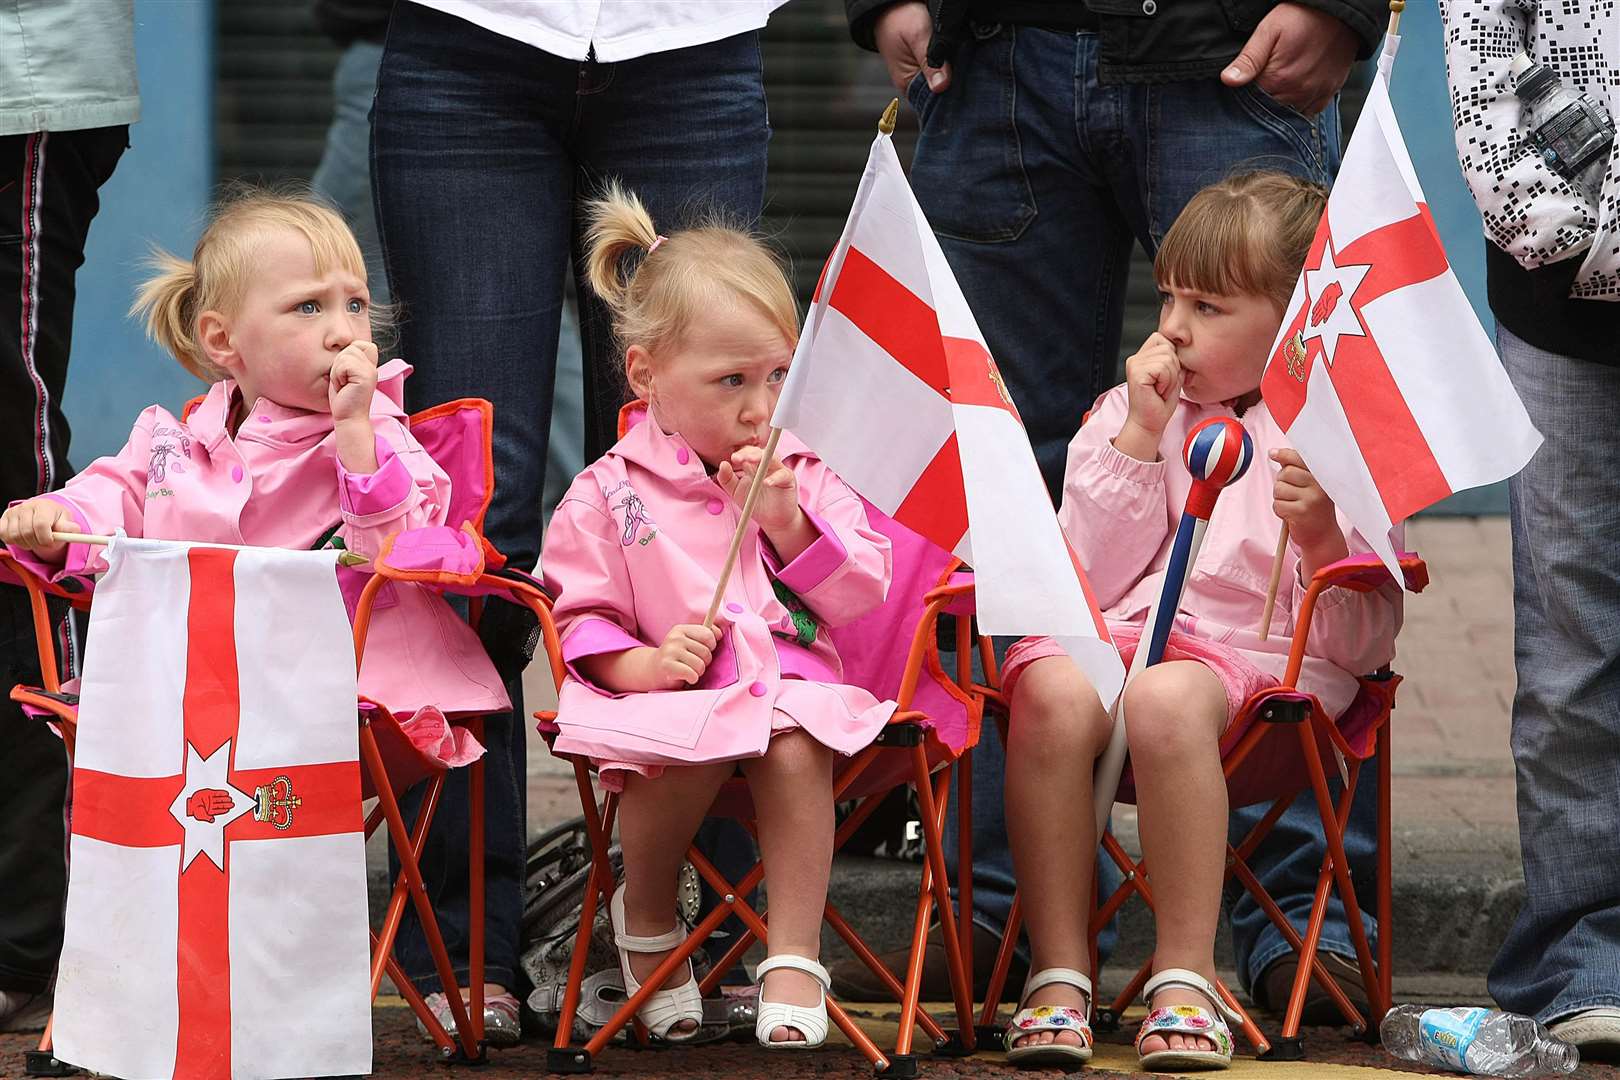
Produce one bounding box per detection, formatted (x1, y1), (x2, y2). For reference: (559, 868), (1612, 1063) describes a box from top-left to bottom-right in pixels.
(53, 538), (372, 1080)
(774, 128), (1124, 709)
(1261, 66), (1542, 581)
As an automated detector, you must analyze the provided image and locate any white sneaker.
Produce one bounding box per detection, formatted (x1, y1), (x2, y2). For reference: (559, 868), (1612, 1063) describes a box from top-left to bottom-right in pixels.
(1549, 1006), (1620, 1060)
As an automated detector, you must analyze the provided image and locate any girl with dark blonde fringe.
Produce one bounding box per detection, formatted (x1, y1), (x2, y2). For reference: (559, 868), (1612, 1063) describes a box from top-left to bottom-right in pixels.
(541, 183), (897, 1049)
(994, 172), (1403, 1071)
(0, 187), (515, 1028)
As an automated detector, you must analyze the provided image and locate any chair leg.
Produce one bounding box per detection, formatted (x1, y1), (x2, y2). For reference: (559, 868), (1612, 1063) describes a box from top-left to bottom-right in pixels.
(956, 749), (974, 1003)
(360, 725), (481, 1061)
(1294, 720), (1383, 1029)
(372, 772), (444, 999)
(468, 746), (486, 1043)
(977, 892), (1021, 1029)
(1377, 722), (1394, 1015)
(821, 901), (953, 1047)
(911, 750), (975, 1043)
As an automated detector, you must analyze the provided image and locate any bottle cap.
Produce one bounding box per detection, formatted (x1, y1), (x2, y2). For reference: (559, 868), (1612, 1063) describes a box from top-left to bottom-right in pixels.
(1509, 52), (1533, 79)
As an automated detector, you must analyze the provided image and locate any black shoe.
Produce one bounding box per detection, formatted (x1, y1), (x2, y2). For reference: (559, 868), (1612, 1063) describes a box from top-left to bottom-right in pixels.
(1256, 951), (1373, 1026)
(828, 921), (1026, 1002)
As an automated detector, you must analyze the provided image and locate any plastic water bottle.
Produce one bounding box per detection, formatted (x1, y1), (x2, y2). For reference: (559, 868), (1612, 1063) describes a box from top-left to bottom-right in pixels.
(1510, 52), (1615, 204)
(1381, 1005), (1579, 1076)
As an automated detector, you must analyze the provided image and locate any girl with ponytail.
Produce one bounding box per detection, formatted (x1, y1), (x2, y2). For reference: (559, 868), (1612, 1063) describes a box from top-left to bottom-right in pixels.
(542, 183), (893, 1050)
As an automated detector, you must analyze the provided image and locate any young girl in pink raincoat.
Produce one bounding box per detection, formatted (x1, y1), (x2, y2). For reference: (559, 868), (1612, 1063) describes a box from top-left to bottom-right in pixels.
(994, 173), (1403, 1072)
(541, 183), (896, 1049)
(1, 190), (507, 724)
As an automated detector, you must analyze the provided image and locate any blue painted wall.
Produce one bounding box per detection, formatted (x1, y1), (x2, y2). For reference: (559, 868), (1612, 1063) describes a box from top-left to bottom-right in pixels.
(63, 1), (213, 468)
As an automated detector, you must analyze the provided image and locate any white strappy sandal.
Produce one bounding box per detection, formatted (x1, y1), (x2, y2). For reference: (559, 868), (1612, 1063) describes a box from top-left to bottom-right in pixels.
(1135, 967), (1243, 1071)
(608, 886), (703, 1041)
(1003, 967), (1094, 1068)
(754, 954), (831, 1050)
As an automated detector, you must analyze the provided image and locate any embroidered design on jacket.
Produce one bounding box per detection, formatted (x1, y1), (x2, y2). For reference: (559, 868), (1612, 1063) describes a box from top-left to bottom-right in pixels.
(606, 481), (658, 547)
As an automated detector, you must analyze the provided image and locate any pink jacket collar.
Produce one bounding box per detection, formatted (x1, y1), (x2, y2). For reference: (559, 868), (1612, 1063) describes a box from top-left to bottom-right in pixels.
(186, 358), (414, 450)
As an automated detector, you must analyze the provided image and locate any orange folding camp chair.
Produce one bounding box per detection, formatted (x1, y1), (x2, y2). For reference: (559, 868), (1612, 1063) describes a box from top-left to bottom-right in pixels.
(535, 405), (985, 1076)
(973, 551), (1429, 1060)
(3, 396), (554, 1074)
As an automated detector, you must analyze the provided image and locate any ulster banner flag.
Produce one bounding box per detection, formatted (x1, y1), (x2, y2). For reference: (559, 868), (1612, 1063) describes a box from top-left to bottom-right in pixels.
(774, 128), (1124, 710)
(52, 538), (372, 1079)
(1260, 67), (1542, 580)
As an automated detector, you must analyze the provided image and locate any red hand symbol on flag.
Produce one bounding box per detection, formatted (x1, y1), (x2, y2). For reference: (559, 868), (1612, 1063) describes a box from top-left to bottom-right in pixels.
(186, 788), (234, 823)
(1311, 281), (1344, 326)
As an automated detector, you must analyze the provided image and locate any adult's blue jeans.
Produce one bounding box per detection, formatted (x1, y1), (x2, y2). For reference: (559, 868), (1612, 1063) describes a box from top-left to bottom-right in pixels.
(1487, 326), (1620, 1024)
(371, 2), (768, 993)
(919, 24), (1376, 993)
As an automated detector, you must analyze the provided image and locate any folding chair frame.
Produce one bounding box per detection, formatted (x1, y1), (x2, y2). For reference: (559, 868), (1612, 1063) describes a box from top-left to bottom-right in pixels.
(539, 575), (984, 1077)
(974, 553), (1427, 1061)
(2, 394), (562, 1073)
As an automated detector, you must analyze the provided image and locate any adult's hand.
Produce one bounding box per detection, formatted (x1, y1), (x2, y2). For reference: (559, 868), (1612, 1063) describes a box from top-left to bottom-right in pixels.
(1220, 2), (1359, 117)
(874, 1), (951, 95)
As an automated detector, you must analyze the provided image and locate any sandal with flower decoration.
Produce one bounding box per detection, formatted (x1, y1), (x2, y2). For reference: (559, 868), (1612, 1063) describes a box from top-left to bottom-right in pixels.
(1004, 967), (1094, 1068)
(1135, 967), (1241, 1071)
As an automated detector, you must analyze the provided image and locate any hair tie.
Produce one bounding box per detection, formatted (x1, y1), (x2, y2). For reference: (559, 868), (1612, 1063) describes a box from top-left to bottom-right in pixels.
(648, 234), (667, 255)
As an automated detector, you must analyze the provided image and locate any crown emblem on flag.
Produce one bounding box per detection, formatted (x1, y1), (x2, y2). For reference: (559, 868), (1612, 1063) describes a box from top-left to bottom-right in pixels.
(254, 775), (301, 830)
(1284, 333), (1308, 383)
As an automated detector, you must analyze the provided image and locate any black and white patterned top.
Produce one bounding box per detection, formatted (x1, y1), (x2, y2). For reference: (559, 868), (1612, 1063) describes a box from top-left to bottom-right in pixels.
(1439, 0), (1619, 299)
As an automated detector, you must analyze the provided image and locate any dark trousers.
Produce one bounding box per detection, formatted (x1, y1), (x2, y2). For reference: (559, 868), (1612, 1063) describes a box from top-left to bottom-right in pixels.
(371, 3), (769, 992)
(0, 125), (127, 994)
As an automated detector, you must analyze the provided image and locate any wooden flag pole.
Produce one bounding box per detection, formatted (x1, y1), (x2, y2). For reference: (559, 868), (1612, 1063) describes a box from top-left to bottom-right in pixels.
(1387, 0), (1404, 37)
(1256, 522), (1289, 640)
(703, 426), (785, 631)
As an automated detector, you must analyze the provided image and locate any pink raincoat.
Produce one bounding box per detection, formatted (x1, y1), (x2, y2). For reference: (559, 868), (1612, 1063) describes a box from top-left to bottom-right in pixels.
(5, 360), (509, 720)
(1027, 385), (1403, 718)
(540, 414), (897, 769)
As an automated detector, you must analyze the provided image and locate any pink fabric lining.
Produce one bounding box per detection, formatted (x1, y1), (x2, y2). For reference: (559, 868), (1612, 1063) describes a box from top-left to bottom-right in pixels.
(408, 404), (491, 535)
(378, 524), (484, 577)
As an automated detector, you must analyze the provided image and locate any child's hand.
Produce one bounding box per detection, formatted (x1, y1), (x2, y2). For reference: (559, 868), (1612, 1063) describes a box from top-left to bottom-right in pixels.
(1117, 333), (1183, 460)
(328, 341), (379, 424)
(1271, 448), (1348, 575)
(0, 498), (76, 560)
(650, 623), (720, 689)
(717, 447), (803, 533)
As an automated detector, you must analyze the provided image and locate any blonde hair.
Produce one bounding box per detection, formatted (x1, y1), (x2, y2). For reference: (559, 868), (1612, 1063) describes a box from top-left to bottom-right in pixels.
(582, 181), (798, 364)
(1154, 171), (1328, 311)
(130, 184), (388, 382)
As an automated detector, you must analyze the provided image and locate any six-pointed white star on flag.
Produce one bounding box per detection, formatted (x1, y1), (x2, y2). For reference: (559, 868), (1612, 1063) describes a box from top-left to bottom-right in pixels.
(167, 740), (256, 871)
(1301, 237), (1373, 367)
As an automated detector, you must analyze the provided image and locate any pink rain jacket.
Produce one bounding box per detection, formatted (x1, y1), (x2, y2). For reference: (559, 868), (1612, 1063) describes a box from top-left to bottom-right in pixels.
(6, 360), (509, 720)
(1062, 385), (1402, 716)
(540, 414), (897, 767)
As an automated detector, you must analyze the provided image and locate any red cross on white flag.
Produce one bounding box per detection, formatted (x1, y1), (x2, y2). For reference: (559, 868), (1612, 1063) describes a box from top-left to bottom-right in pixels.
(774, 128), (1124, 710)
(1261, 68), (1542, 581)
(52, 539), (372, 1080)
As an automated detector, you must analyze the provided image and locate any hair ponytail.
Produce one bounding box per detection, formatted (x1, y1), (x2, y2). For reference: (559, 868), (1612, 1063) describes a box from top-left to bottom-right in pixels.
(583, 181), (662, 318)
(129, 248), (220, 380)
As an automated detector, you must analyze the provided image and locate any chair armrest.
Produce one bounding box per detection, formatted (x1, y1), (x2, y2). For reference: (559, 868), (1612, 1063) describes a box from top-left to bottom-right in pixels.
(1306, 552), (1428, 596)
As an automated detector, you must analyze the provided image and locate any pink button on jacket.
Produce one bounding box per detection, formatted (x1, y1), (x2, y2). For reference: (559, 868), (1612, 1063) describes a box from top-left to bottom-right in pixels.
(6, 360), (509, 720)
(541, 416), (898, 768)
(1061, 385), (1403, 716)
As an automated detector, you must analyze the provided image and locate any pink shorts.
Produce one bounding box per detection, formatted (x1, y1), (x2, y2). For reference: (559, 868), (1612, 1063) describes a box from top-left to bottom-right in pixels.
(999, 624), (1276, 735)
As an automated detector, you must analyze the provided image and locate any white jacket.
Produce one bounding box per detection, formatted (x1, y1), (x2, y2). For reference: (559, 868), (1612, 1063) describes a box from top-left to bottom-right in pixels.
(1439, 0), (1619, 298)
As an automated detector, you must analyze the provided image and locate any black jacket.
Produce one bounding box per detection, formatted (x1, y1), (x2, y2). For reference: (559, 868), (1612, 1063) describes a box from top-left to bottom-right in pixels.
(846, 0), (1390, 84)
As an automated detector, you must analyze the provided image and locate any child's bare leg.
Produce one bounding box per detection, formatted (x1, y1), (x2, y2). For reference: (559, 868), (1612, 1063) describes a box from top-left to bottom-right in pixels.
(739, 729), (834, 1042)
(1125, 660), (1229, 1055)
(1004, 656), (1112, 1049)
(618, 760), (736, 1034)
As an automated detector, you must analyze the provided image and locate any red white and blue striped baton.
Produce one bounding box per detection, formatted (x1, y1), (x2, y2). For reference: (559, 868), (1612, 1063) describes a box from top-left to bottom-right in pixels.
(1092, 417), (1254, 835)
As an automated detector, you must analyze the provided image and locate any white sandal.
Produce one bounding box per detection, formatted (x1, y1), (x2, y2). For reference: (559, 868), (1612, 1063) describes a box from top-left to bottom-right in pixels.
(608, 886), (703, 1041)
(754, 954), (831, 1049)
(1135, 967), (1242, 1071)
(1004, 967), (1094, 1068)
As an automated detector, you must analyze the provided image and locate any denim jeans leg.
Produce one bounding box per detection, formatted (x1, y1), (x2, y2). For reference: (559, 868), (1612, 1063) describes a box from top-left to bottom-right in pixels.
(1487, 327), (1620, 1024)
(568, 31), (770, 460)
(371, 2), (579, 994)
(563, 32), (770, 972)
